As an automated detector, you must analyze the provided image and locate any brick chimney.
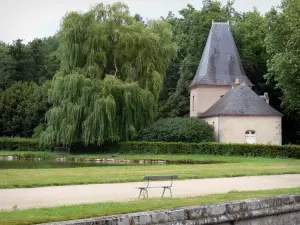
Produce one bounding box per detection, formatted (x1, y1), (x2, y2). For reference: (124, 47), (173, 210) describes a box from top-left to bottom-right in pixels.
(234, 79), (240, 88)
(264, 92), (270, 105)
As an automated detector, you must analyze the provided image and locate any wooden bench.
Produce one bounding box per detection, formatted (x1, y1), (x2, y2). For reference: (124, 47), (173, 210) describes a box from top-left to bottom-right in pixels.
(137, 175), (178, 199)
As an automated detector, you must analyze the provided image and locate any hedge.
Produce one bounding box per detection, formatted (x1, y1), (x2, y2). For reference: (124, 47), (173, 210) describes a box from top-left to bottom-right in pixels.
(115, 142), (300, 159)
(1, 137), (300, 159)
(0, 137), (52, 151)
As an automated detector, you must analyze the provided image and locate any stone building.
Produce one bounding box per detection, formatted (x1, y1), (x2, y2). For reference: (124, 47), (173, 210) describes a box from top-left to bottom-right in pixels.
(190, 22), (282, 145)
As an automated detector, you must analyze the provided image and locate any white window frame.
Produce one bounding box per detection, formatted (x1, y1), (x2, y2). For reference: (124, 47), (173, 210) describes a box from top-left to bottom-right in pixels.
(245, 130), (256, 144)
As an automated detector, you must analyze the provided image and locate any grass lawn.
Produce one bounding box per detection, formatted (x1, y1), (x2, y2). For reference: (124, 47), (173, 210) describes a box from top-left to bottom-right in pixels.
(1, 154), (300, 188)
(1, 187), (300, 225)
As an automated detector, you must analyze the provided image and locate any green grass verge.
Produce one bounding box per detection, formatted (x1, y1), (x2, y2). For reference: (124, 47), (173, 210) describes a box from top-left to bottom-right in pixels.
(1, 156), (300, 188)
(1, 187), (300, 225)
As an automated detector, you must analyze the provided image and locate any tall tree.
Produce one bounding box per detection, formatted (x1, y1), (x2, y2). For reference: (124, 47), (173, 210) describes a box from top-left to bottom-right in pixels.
(265, 0), (300, 114)
(264, 0), (300, 143)
(0, 42), (13, 89)
(0, 39), (24, 88)
(0, 37), (60, 89)
(231, 10), (267, 92)
(40, 3), (176, 146)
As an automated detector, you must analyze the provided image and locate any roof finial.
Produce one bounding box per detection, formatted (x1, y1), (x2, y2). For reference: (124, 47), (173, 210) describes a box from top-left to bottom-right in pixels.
(235, 78), (240, 88)
(227, 21), (230, 25)
(212, 20), (214, 24)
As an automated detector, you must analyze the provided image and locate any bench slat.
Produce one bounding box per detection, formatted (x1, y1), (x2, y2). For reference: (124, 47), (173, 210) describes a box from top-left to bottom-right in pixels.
(143, 175), (178, 180)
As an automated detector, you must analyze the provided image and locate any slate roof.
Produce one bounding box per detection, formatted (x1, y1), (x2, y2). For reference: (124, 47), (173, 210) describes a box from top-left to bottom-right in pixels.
(199, 83), (282, 118)
(190, 22), (253, 87)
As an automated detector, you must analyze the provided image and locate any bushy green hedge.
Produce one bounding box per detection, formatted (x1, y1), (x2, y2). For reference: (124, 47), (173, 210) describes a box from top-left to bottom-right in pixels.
(0, 137), (52, 151)
(2, 137), (300, 159)
(135, 117), (215, 142)
(115, 142), (300, 159)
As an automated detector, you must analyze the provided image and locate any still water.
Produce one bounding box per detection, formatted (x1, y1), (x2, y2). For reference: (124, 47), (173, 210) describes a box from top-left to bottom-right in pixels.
(0, 160), (141, 169)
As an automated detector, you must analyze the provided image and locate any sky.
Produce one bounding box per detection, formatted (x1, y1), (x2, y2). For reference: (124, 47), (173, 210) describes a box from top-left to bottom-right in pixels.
(0, 0), (282, 44)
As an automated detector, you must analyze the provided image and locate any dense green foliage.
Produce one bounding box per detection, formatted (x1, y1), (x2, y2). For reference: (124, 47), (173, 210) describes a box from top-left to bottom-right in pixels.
(40, 3), (176, 146)
(116, 142), (300, 159)
(136, 117), (214, 142)
(0, 137), (51, 151)
(0, 82), (50, 137)
(0, 37), (59, 138)
(0, 37), (60, 89)
(265, 0), (300, 114)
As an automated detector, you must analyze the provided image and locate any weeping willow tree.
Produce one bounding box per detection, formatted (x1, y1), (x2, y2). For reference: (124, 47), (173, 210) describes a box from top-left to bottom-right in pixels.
(40, 3), (177, 146)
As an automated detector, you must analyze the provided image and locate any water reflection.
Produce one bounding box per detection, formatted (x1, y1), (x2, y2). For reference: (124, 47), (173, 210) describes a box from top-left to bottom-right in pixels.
(0, 160), (141, 169)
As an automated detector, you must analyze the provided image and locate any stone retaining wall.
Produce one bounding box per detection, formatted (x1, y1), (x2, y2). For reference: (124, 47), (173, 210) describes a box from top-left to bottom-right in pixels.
(39, 194), (300, 225)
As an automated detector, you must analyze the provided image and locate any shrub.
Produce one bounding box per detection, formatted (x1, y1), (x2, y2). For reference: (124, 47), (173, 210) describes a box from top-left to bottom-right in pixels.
(113, 142), (300, 159)
(0, 137), (52, 151)
(0, 82), (49, 138)
(135, 117), (215, 142)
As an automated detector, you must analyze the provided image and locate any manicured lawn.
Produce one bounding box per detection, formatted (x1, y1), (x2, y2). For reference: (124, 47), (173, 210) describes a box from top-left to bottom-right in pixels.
(1, 156), (300, 188)
(1, 187), (300, 225)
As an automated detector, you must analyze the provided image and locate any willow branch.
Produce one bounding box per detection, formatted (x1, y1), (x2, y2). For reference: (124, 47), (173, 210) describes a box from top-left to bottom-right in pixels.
(114, 56), (118, 78)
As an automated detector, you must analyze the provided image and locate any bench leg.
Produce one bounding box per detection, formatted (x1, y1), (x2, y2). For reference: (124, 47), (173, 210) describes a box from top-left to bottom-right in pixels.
(161, 188), (166, 197)
(146, 189), (149, 199)
(162, 188), (173, 198)
(138, 189), (143, 199)
(169, 187), (172, 198)
(138, 188), (149, 199)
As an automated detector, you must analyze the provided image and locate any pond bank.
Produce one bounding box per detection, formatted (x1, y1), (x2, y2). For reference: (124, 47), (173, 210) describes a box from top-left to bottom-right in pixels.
(0, 155), (224, 165)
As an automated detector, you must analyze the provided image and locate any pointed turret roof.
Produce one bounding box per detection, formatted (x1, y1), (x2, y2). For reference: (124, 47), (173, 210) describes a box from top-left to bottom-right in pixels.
(200, 83), (282, 118)
(190, 22), (253, 87)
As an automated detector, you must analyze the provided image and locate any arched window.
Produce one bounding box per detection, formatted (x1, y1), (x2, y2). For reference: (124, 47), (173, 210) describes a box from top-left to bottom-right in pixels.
(245, 130), (256, 144)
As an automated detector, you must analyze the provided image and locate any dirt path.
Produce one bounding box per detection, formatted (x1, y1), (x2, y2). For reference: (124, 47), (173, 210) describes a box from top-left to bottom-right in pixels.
(1, 174), (300, 210)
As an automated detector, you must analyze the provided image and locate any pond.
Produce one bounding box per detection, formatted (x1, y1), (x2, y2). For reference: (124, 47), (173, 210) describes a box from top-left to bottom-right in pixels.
(0, 160), (142, 169)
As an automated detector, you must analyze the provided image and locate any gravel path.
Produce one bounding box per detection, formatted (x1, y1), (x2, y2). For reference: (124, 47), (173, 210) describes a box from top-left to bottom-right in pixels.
(1, 174), (300, 210)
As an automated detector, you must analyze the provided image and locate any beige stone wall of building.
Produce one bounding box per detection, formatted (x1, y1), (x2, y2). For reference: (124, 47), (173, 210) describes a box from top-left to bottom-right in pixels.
(203, 117), (219, 141)
(190, 85), (231, 117)
(218, 116), (282, 145)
